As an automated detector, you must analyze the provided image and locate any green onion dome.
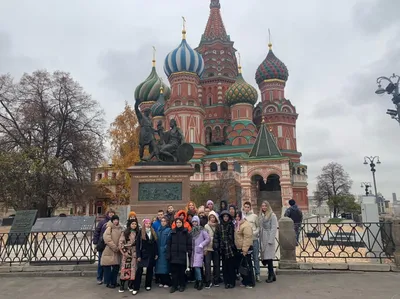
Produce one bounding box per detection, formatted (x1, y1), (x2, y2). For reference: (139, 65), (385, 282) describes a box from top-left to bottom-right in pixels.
(150, 87), (165, 117)
(225, 66), (258, 106)
(255, 43), (289, 84)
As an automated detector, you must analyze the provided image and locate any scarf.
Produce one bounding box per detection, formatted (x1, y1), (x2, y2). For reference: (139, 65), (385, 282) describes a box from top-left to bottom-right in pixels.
(190, 225), (202, 239)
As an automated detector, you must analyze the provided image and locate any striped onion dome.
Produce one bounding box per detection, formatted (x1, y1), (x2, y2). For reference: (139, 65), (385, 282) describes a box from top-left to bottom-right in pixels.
(225, 66), (258, 106)
(151, 87), (166, 117)
(134, 62), (171, 103)
(164, 29), (204, 78)
(255, 43), (289, 84)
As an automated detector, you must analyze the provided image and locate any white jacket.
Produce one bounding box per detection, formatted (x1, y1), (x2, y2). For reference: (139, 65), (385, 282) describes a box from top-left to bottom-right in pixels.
(243, 211), (259, 240)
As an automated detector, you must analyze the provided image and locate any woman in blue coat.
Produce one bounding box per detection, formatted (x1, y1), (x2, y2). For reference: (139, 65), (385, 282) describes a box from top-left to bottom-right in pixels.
(155, 217), (171, 287)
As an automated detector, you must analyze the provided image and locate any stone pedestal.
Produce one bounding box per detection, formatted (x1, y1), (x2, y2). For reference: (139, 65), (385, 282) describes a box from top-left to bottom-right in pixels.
(127, 163), (195, 214)
(278, 216), (299, 269)
(392, 218), (400, 267)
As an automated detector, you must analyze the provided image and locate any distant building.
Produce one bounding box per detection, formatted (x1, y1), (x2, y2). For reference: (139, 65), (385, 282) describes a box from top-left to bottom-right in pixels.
(308, 196), (330, 217)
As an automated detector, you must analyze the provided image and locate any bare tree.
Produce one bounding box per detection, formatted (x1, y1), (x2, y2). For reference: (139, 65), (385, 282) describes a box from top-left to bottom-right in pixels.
(0, 70), (105, 217)
(314, 162), (352, 216)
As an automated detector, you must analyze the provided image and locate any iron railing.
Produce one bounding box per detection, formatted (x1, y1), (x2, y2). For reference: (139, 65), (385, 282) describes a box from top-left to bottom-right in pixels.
(296, 222), (395, 263)
(0, 231), (95, 266)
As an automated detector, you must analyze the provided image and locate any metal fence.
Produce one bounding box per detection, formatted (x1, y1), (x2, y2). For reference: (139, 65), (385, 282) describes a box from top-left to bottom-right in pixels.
(296, 222), (395, 263)
(0, 222), (395, 266)
(0, 231), (95, 266)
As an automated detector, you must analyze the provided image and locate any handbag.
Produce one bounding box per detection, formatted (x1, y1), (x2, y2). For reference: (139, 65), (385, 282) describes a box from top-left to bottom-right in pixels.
(239, 256), (250, 276)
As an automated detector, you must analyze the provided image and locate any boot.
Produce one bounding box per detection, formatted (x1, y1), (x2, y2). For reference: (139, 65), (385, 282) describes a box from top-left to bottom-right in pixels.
(197, 281), (203, 291)
(266, 272), (276, 283)
(194, 280), (199, 289)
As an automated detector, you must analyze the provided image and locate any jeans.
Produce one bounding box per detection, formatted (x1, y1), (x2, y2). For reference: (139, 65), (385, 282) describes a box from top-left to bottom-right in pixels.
(252, 239), (260, 276)
(204, 251), (220, 284)
(171, 263), (186, 289)
(103, 265), (120, 286)
(194, 267), (202, 281)
(97, 251), (103, 281)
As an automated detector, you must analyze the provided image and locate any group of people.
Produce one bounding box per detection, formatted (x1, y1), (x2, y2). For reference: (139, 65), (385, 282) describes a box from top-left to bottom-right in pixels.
(92, 198), (303, 295)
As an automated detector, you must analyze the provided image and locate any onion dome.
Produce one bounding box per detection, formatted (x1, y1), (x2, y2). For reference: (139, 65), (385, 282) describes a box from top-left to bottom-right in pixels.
(255, 43), (289, 84)
(150, 86), (165, 117)
(134, 57), (171, 103)
(225, 65), (258, 106)
(164, 20), (204, 78)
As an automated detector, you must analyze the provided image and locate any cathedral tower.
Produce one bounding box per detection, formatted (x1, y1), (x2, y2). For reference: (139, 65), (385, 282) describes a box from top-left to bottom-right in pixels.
(195, 0), (238, 145)
(254, 42), (300, 161)
(163, 20), (206, 156)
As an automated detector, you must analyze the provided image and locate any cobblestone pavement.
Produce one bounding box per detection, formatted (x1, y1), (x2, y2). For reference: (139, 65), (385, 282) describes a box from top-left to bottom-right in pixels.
(0, 272), (399, 299)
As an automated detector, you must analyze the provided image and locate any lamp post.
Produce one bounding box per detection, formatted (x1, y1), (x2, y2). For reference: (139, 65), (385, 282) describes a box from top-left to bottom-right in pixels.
(363, 156), (381, 212)
(360, 182), (372, 196)
(375, 73), (400, 124)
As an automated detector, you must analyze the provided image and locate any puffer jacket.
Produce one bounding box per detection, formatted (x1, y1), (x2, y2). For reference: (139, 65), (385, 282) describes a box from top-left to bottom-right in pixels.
(234, 219), (253, 254)
(171, 210), (192, 232)
(100, 221), (123, 266)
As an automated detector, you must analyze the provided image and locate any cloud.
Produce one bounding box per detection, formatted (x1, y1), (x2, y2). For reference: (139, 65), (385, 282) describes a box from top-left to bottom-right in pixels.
(0, 0), (399, 201)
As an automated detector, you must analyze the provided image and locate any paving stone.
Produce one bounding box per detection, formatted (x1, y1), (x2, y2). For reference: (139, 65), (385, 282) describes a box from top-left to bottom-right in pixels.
(312, 263), (349, 270)
(348, 263), (390, 272)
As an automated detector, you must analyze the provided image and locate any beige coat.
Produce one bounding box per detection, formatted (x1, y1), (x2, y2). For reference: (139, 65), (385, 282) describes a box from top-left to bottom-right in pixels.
(204, 211), (219, 252)
(100, 221), (123, 266)
(234, 219), (253, 253)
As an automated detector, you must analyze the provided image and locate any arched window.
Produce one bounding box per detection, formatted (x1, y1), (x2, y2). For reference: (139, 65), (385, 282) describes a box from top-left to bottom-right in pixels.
(178, 84), (182, 96)
(194, 164), (201, 173)
(215, 127), (221, 141)
(220, 161), (228, 171)
(223, 126), (228, 140)
(208, 97), (212, 106)
(188, 84), (192, 96)
(210, 162), (218, 172)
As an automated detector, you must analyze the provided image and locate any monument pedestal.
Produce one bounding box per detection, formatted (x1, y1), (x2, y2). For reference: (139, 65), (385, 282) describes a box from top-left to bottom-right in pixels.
(128, 163), (195, 214)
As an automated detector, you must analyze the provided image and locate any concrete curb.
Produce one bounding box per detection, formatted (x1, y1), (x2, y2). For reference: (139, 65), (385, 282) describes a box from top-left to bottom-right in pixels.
(0, 271), (97, 278)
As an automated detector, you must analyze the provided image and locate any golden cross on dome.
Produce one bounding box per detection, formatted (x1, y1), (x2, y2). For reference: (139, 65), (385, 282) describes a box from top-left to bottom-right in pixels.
(182, 16), (187, 39)
(237, 52), (242, 73)
(268, 28), (272, 50)
(152, 46), (156, 67)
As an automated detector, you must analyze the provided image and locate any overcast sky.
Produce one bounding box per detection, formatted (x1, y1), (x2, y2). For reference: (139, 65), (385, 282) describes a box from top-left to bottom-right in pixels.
(0, 0), (399, 200)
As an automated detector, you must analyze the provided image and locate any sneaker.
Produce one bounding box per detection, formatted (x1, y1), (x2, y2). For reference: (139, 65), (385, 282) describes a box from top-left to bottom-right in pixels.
(205, 282), (212, 289)
(132, 290), (138, 296)
(145, 287), (151, 291)
(119, 285), (124, 293)
(158, 284), (164, 288)
(97, 280), (103, 285)
(163, 285), (169, 288)
(246, 285), (254, 289)
(170, 287), (177, 293)
(179, 286), (185, 292)
(214, 282), (219, 287)
(256, 275), (261, 282)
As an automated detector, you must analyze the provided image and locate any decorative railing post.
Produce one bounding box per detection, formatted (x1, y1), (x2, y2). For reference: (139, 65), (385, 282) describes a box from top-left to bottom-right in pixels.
(278, 216), (299, 269)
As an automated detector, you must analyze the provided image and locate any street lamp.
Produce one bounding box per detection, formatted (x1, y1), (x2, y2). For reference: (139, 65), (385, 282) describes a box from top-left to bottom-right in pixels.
(363, 156), (381, 211)
(375, 73), (400, 124)
(360, 182), (372, 196)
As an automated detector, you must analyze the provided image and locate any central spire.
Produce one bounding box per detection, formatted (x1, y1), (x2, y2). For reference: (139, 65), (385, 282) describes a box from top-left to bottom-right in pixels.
(201, 0), (228, 41)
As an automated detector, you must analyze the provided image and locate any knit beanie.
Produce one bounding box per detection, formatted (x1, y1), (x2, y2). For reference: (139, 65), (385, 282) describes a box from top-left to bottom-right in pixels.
(289, 199), (296, 206)
(111, 215), (119, 222)
(206, 200), (214, 207)
(128, 211), (137, 218)
(192, 216), (200, 224)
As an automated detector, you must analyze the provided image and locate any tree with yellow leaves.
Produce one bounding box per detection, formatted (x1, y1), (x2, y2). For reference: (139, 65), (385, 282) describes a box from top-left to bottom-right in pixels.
(99, 102), (140, 205)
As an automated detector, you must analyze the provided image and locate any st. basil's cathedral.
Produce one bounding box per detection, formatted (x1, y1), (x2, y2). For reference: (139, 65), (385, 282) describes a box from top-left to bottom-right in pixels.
(133, 0), (308, 214)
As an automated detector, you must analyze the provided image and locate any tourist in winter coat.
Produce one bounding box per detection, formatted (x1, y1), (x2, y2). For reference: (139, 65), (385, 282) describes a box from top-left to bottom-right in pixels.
(133, 219), (158, 295)
(165, 205), (175, 226)
(219, 200), (228, 214)
(100, 215), (122, 288)
(197, 206), (208, 227)
(93, 209), (115, 285)
(284, 199), (303, 242)
(185, 201), (197, 214)
(118, 219), (139, 293)
(235, 211), (255, 289)
(167, 218), (192, 293)
(204, 211), (220, 288)
(259, 201), (278, 283)
(213, 210), (236, 289)
(171, 210), (192, 232)
(190, 216), (210, 291)
(155, 217), (171, 288)
(242, 201), (261, 282)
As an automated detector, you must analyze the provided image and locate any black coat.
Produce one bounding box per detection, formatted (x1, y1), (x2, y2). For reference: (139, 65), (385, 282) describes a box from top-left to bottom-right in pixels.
(167, 227), (192, 265)
(136, 230), (158, 268)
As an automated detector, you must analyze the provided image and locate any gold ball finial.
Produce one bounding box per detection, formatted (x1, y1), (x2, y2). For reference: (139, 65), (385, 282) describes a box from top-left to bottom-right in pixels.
(160, 85), (164, 94)
(182, 16), (187, 39)
(268, 42), (272, 50)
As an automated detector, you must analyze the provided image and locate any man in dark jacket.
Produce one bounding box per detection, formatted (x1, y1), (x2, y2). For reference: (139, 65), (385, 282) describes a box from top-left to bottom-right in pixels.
(284, 199), (303, 243)
(93, 209), (115, 284)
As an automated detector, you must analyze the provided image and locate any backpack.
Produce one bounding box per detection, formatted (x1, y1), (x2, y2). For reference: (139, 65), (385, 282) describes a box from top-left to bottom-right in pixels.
(96, 223), (109, 252)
